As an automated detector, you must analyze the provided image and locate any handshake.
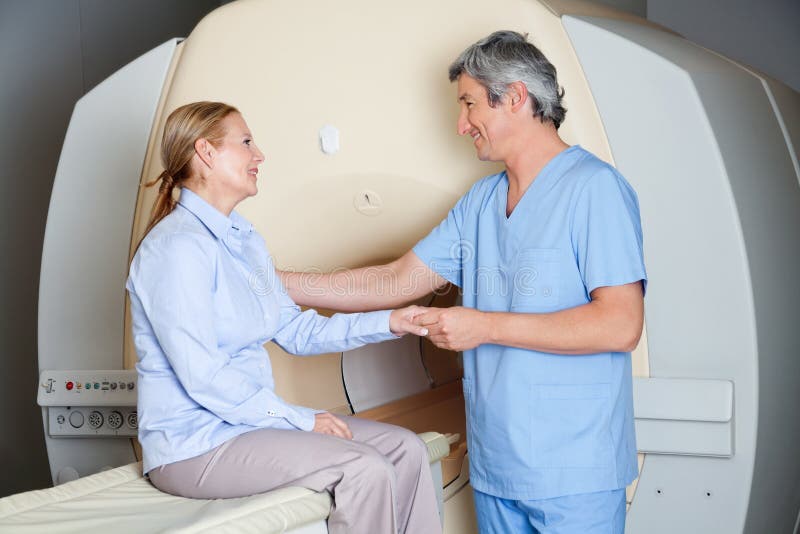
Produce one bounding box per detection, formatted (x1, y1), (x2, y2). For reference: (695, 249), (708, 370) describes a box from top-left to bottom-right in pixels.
(388, 305), (487, 352)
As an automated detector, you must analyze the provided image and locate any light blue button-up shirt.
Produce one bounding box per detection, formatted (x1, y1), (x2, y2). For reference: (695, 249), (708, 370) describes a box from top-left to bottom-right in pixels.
(127, 188), (396, 474)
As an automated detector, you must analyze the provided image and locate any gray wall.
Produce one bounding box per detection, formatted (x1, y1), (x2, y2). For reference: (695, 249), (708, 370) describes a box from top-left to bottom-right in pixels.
(599, 0), (646, 18)
(0, 0), (223, 498)
(648, 0), (800, 92)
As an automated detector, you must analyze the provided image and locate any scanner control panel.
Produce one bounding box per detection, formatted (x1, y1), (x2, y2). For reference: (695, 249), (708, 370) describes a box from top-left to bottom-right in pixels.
(38, 370), (138, 438)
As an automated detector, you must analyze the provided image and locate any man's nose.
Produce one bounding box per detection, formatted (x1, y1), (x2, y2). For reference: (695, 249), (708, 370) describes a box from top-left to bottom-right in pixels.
(456, 108), (472, 136)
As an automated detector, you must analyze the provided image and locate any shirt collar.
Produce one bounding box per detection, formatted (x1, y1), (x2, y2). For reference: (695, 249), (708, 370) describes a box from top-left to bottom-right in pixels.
(177, 188), (253, 241)
(229, 210), (253, 234)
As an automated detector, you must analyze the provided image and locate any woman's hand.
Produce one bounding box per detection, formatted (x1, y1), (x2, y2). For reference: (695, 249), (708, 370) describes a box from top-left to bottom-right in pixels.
(312, 412), (353, 440)
(389, 305), (430, 337)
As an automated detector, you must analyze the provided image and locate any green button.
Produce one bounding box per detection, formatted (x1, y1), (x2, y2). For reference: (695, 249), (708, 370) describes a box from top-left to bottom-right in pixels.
(94, 383), (100, 390)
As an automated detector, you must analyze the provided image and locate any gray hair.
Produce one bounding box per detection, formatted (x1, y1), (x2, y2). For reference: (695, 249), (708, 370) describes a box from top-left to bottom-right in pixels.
(449, 30), (567, 129)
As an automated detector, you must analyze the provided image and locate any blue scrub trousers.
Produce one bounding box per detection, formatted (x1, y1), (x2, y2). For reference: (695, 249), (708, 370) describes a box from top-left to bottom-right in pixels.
(474, 488), (626, 534)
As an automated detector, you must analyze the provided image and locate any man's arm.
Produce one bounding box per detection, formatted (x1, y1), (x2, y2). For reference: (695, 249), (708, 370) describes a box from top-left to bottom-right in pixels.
(416, 281), (644, 354)
(280, 250), (450, 312)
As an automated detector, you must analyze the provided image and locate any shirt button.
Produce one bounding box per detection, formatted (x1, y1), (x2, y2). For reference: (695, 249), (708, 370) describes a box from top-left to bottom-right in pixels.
(267, 410), (277, 417)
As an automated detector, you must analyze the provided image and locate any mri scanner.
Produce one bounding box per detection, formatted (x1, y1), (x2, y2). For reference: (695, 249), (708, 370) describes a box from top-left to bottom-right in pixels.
(1, 0), (798, 532)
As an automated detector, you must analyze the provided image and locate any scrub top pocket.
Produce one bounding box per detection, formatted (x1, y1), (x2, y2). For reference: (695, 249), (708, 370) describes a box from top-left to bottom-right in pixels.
(511, 248), (561, 311)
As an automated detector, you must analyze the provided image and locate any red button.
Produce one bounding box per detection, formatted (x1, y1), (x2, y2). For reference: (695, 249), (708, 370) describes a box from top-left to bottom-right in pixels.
(66, 381), (74, 391)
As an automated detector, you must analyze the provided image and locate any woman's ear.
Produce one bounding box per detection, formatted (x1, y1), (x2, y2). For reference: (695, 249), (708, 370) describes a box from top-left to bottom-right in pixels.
(194, 138), (215, 168)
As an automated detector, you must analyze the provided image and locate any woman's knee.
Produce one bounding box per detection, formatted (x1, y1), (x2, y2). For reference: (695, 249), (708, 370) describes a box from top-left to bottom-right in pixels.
(351, 446), (396, 485)
(393, 428), (429, 467)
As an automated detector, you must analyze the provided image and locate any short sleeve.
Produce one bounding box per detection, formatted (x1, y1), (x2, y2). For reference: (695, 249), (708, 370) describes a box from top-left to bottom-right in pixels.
(412, 193), (470, 287)
(571, 168), (647, 296)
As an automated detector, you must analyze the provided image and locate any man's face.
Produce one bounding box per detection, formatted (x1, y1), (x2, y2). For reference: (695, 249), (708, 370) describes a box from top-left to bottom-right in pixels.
(456, 74), (513, 162)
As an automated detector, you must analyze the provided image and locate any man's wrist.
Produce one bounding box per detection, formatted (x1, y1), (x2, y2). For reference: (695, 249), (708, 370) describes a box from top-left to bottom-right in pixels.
(482, 311), (498, 345)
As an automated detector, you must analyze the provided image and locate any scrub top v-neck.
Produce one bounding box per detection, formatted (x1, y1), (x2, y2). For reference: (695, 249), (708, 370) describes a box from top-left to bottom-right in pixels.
(413, 145), (647, 500)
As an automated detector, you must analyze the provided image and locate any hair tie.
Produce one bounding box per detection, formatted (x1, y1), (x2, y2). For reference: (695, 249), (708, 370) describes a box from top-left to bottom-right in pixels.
(158, 170), (175, 193)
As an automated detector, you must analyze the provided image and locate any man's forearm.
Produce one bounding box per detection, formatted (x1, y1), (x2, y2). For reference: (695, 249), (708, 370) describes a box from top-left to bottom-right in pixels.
(281, 252), (447, 312)
(418, 282), (644, 354)
(486, 301), (643, 355)
(281, 264), (413, 311)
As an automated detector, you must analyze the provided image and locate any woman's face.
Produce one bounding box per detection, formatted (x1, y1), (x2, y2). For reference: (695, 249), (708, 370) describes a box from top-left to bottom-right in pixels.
(206, 112), (265, 210)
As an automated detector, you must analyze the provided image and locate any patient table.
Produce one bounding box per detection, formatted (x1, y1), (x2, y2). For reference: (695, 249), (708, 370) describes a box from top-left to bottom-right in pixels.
(0, 432), (450, 533)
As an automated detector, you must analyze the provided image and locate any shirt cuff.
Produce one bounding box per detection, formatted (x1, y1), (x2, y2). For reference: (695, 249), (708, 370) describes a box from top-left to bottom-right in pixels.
(365, 309), (399, 340)
(288, 405), (320, 431)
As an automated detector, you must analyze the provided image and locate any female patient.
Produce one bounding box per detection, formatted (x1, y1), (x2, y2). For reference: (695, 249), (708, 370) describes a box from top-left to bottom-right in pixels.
(126, 101), (441, 534)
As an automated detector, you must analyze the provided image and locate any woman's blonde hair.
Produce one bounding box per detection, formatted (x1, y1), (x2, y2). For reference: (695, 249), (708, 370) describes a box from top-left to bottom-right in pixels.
(141, 101), (239, 238)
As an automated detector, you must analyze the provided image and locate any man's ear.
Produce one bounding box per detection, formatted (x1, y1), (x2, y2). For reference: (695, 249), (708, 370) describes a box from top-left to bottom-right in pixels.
(194, 138), (215, 168)
(507, 81), (529, 113)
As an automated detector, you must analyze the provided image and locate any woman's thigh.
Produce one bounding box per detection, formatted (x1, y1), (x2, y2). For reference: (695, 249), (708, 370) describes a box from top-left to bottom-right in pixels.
(149, 426), (389, 499)
(342, 416), (427, 459)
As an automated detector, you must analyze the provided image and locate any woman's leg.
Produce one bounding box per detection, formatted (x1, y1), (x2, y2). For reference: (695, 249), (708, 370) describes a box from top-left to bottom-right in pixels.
(148, 427), (399, 534)
(341, 416), (442, 534)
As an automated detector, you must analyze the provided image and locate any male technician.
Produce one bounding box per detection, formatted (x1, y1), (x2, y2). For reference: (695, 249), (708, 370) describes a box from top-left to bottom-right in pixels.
(283, 30), (646, 533)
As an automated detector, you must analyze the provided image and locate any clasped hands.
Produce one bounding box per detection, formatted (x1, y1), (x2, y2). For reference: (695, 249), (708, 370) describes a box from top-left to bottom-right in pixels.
(314, 305), (487, 440)
(389, 305), (488, 352)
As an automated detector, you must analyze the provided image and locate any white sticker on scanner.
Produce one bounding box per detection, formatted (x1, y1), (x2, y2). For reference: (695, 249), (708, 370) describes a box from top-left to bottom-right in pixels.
(319, 124), (340, 154)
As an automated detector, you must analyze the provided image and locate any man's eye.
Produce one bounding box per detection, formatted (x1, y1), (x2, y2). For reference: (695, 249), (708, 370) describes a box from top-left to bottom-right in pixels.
(244, 139), (252, 146)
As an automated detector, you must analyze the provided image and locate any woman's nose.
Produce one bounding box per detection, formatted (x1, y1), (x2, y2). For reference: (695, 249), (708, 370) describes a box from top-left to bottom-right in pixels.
(253, 144), (265, 162)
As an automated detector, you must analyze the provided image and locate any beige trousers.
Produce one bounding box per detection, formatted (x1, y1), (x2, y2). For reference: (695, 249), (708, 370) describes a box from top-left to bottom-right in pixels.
(148, 416), (442, 534)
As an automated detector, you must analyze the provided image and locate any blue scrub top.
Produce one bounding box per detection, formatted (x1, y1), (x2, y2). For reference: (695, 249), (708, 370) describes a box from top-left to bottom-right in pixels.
(414, 145), (647, 500)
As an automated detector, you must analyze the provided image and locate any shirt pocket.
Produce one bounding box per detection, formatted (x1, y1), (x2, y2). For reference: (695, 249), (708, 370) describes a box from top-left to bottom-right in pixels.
(510, 248), (561, 311)
(529, 383), (612, 469)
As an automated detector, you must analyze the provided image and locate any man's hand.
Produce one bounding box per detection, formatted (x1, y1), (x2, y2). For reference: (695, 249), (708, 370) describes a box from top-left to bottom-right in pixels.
(414, 306), (490, 351)
(389, 305), (431, 337)
(312, 412), (353, 440)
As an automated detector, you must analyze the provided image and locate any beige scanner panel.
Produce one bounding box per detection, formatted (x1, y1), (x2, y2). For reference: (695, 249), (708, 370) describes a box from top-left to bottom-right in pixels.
(125, 0), (650, 465)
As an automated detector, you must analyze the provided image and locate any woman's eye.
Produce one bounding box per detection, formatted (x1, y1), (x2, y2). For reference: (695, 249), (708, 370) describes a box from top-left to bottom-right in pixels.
(244, 139), (252, 146)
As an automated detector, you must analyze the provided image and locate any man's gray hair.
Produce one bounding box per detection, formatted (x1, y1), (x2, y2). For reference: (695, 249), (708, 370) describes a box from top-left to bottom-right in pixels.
(449, 30), (567, 129)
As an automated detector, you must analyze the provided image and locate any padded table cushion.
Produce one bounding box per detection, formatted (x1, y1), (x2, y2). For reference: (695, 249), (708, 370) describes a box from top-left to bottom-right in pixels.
(0, 432), (449, 533)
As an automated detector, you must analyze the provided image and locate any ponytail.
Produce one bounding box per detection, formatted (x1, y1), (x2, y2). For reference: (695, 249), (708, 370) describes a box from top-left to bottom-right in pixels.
(141, 170), (178, 238)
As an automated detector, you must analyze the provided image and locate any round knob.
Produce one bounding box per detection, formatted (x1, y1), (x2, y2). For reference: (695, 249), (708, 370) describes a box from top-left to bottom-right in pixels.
(68, 411), (84, 428)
